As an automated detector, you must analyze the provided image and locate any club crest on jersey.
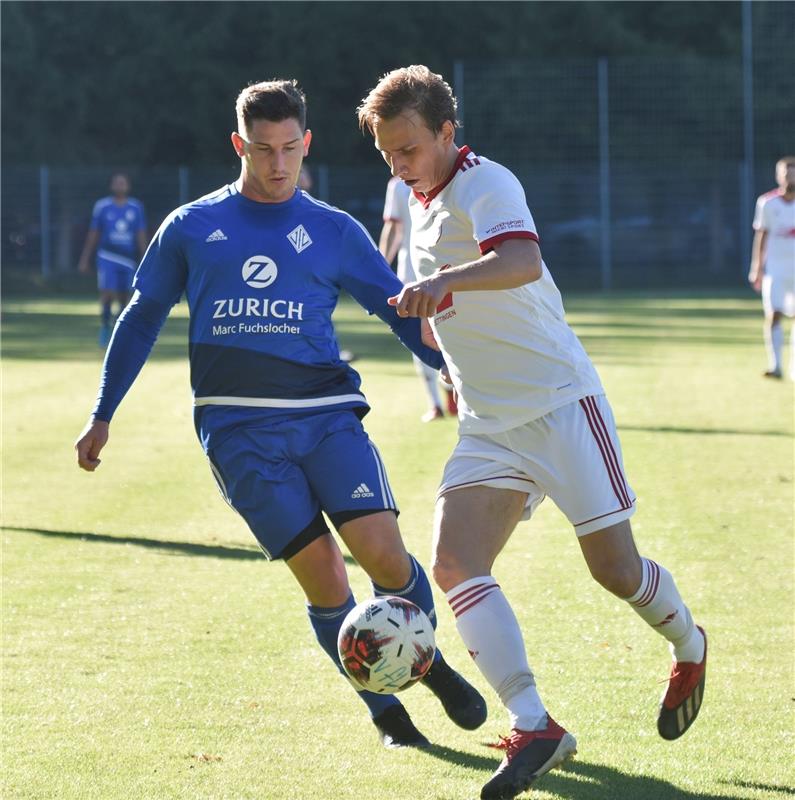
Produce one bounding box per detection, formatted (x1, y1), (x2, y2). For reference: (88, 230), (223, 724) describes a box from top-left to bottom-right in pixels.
(287, 224), (312, 254)
(242, 255), (278, 289)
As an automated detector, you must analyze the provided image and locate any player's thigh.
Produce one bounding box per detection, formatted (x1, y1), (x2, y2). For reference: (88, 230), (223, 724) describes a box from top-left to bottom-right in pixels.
(432, 484), (528, 589)
(761, 274), (795, 317)
(207, 429), (323, 561)
(301, 411), (399, 526)
(525, 395), (637, 538)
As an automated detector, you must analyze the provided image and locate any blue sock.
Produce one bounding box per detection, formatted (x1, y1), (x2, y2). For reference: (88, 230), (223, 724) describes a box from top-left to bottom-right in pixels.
(372, 554), (442, 664)
(101, 301), (112, 327)
(307, 594), (399, 718)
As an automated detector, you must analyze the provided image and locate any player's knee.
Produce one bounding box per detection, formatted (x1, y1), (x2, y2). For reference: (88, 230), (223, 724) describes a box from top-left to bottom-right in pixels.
(430, 550), (469, 593)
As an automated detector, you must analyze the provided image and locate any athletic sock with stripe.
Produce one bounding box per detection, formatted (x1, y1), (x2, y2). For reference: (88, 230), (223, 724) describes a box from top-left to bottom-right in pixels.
(626, 557), (704, 663)
(446, 576), (546, 731)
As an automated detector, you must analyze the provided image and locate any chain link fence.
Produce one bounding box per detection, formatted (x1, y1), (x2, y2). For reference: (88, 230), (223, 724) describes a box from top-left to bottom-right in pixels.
(3, 3), (792, 291)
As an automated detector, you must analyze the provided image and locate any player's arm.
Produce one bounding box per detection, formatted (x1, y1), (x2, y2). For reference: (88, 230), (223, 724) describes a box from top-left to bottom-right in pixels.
(378, 218), (403, 267)
(136, 229), (149, 260)
(340, 223), (444, 369)
(748, 229), (768, 293)
(390, 238), (542, 318)
(78, 229), (100, 274)
(75, 290), (172, 471)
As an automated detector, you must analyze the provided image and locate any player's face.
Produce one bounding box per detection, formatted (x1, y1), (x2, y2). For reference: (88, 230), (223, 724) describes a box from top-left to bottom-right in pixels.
(776, 162), (795, 194)
(110, 174), (130, 198)
(373, 110), (457, 194)
(232, 118), (311, 203)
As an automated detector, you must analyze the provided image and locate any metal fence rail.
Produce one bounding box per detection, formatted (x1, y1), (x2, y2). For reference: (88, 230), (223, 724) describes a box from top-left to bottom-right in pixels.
(3, 5), (793, 292)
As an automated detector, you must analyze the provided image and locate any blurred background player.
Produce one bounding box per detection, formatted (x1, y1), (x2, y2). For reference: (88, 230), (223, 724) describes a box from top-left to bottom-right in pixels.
(75, 79), (485, 750)
(748, 155), (795, 380)
(360, 65), (707, 800)
(379, 175), (457, 421)
(78, 172), (148, 346)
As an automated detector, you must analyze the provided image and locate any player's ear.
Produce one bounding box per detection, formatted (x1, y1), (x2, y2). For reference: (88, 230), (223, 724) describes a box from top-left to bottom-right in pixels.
(303, 129), (312, 156)
(440, 120), (455, 146)
(231, 132), (246, 158)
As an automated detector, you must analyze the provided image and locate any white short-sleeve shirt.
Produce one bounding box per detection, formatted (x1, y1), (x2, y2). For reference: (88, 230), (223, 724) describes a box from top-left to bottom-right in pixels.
(383, 176), (416, 284)
(408, 146), (604, 435)
(753, 189), (795, 279)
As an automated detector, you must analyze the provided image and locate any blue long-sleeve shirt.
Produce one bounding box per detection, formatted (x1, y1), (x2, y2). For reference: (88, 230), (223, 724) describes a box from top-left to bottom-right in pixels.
(92, 184), (442, 448)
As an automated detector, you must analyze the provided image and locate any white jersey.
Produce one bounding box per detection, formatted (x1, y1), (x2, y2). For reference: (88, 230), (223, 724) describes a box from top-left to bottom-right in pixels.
(753, 190), (795, 278)
(383, 176), (416, 284)
(408, 146), (603, 435)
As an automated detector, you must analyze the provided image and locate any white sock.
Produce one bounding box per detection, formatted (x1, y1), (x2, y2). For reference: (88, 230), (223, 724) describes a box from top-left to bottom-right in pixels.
(414, 356), (442, 407)
(765, 322), (783, 372)
(447, 576), (546, 731)
(626, 558), (704, 663)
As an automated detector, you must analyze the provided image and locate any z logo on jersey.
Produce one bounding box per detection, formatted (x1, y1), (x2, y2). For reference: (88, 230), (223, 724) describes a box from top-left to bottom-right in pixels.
(242, 255), (278, 288)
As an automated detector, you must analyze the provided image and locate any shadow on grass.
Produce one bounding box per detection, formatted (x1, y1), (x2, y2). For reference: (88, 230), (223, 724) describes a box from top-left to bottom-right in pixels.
(422, 750), (756, 800)
(720, 780), (795, 796)
(4, 526), (359, 565)
(619, 424), (792, 438)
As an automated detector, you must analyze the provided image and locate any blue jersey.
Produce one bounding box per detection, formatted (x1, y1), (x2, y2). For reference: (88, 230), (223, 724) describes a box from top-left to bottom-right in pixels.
(132, 184), (442, 439)
(90, 196), (147, 267)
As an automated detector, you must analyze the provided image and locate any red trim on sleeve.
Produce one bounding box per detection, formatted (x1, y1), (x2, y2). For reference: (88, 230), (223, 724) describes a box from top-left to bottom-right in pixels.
(478, 230), (538, 255)
(413, 146), (472, 210)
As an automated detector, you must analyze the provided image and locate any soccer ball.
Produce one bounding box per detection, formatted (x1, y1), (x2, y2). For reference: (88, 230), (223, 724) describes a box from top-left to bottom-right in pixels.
(337, 596), (436, 694)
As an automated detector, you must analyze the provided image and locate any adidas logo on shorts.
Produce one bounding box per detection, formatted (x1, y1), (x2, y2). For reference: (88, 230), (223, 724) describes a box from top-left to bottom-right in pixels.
(351, 483), (375, 499)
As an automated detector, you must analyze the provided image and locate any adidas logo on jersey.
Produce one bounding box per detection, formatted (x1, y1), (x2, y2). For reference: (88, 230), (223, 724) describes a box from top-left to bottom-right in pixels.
(287, 224), (312, 253)
(351, 483), (375, 499)
(206, 229), (228, 242)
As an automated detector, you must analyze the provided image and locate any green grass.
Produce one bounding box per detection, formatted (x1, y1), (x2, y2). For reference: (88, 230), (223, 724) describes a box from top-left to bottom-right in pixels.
(2, 291), (794, 800)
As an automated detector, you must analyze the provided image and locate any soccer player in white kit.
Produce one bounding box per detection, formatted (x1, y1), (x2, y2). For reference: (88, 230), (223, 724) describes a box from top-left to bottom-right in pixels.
(379, 175), (457, 421)
(359, 66), (708, 800)
(748, 156), (795, 380)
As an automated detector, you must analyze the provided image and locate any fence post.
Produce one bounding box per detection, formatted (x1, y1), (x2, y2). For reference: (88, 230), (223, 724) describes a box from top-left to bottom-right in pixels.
(453, 60), (465, 144)
(597, 58), (612, 291)
(178, 166), (190, 205)
(317, 165), (330, 202)
(39, 164), (51, 279)
(740, 0), (754, 273)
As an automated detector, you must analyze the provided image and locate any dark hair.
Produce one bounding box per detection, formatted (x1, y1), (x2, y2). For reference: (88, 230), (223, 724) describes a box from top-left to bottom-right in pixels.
(357, 65), (458, 135)
(236, 80), (307, 132)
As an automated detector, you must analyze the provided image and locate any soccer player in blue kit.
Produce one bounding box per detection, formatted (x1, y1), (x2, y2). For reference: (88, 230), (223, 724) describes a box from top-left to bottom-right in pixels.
(78, 173), (148, 346)
(74, 80), (486, 748)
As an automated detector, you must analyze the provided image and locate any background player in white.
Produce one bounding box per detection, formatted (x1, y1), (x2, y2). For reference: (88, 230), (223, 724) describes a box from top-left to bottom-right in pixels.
(78, 173), (148, 346)
(748, 156), (795, 380)
(379, 175), (457, 421)
(359, 65), (707, 800)
(74, 79), (486, 752)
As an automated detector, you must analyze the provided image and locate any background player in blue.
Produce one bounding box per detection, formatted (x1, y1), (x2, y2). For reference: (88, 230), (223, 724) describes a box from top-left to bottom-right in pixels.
(78, 172), (148, 346)
(74, 80), (486, 748)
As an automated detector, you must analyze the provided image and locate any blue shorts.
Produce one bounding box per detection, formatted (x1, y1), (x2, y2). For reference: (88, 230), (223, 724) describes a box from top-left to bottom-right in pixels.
(206, 410), (398, 560)
(97, 253), (135, 293)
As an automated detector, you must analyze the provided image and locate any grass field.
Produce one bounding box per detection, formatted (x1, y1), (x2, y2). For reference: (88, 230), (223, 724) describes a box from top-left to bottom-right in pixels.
(2, 290), (794, 800)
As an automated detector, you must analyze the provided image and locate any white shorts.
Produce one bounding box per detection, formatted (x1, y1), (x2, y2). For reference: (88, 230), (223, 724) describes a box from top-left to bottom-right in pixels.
(762, 272), (795, 317)
(438, 394), (636, 536)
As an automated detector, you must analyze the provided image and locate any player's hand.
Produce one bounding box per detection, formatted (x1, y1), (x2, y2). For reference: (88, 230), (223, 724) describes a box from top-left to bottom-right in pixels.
(75, 419), (110, 472)
(388, 273), (451, 318)
(748, 270), (763, 293)
(420, 318), (440, 351)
